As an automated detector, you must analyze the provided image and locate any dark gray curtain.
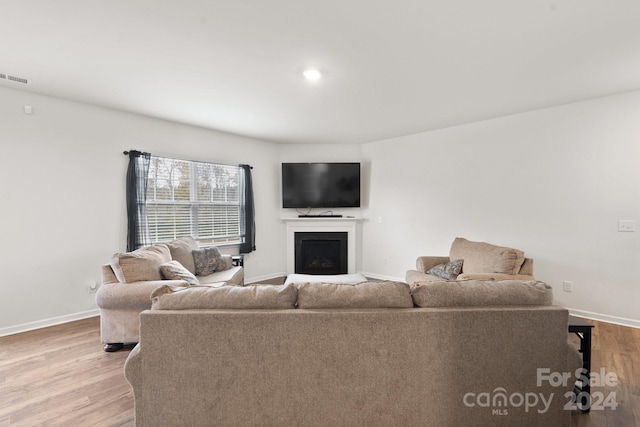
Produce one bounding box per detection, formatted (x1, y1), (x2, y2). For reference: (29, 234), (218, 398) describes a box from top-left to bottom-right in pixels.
(125, 150), (151, 251)
(239, 164), (256, 253)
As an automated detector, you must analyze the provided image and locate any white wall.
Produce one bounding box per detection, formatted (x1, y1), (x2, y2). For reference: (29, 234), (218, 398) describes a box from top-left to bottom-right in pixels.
(361, 90), (640, 326)
(2, 83), (638, 333)
(0, 86), (282, 335)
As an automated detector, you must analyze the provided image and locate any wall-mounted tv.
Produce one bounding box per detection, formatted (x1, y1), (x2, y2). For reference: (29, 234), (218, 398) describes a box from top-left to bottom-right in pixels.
(282, 162), (361, 208)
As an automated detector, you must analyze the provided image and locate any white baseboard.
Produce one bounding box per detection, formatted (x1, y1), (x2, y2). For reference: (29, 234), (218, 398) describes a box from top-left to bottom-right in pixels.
(568, 309), (640, 329)
(0, 309), (100, 337)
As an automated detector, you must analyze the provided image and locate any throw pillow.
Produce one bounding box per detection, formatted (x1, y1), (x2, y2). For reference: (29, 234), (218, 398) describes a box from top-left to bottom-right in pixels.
(426, 259), (464, 280)
(164, 236), (199, 274)
(160, 260), (200, 286)
(192, 246), (226, 276)
(110, 243), (171, 283)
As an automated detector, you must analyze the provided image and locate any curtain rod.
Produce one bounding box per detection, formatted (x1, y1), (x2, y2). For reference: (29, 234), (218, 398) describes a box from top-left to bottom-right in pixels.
(123, 150), (252, 169)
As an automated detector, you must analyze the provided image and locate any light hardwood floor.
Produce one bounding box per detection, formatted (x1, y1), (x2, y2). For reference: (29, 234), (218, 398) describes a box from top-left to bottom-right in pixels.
(1, 316), (638, 426)
(0, 317), (134, 427)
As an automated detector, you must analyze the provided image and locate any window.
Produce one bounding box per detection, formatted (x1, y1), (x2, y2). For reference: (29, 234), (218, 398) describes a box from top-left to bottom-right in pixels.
(146, 157), (242, 246)
(125, 150), (255, 252)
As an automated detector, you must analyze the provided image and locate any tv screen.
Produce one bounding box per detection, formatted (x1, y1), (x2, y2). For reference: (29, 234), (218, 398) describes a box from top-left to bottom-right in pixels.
(282, 163), (361, 208)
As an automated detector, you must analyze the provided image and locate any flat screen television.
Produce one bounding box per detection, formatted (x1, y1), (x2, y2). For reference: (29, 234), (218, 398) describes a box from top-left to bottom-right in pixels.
(282, 162), (361, 208)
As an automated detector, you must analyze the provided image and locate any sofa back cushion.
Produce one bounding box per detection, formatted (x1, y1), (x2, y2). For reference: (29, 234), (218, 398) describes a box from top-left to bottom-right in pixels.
(110, 244), (171, 283)
(410, 279), (553, 307)
(449, 237), (525, 275)
(296, 281), (413, 309)
(150, 284), (297, 310)
(164, 236), (199, 274)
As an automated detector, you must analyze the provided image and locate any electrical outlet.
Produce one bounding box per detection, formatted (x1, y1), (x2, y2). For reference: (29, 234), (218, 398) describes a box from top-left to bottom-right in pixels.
(618, 220), (636, 232)
(87, 280), (99, 294)
(563, 281), (573, 293)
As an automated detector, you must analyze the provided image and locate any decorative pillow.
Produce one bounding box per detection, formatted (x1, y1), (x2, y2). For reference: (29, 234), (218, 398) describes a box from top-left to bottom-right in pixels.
(192, 246), (226, 276)
(449, 237), (525, 275)
(110, 243), (171, 283)
(296, 281), (413, 309)
(426, 259), (463, 280)
(410, 280), (553, 308)
(160, 260), (199, 286)
(164, 236), (199, 274)
(150, 284), (297, 310)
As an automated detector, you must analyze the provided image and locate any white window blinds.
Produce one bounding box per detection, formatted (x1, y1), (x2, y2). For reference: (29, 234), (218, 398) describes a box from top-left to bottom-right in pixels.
(146, 156), (242, 246)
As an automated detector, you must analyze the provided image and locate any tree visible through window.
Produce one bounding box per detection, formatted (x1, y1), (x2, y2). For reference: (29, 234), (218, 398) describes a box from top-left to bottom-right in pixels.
(146, 156), (243, 246)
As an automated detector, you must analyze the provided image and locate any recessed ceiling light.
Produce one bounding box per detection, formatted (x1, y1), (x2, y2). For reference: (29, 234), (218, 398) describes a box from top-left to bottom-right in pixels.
(302, 67), (323, 82)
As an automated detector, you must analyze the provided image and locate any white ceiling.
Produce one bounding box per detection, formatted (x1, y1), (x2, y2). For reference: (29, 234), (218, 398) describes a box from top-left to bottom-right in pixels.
(2, 1), (640, 144)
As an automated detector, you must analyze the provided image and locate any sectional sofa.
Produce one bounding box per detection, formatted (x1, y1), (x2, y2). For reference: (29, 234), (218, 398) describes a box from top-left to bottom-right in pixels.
(124, 280), (581, 427)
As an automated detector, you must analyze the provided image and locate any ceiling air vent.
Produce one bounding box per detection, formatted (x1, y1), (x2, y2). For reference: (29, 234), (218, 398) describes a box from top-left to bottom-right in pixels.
(0, 72), (31, 85)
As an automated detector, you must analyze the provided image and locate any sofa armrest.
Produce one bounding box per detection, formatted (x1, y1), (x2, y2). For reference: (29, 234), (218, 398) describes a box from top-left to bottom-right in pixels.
(124, 343), (142, 385)
(96, 280), (189, 309)
(124, 344), (143, 424)
(415, 256), (450, 273)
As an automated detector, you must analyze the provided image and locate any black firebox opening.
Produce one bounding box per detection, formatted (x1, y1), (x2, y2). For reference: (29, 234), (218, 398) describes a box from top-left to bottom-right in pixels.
(294, 232), (348, 275)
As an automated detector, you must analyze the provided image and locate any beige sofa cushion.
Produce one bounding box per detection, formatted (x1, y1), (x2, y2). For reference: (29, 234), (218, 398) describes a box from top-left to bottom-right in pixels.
(160, 260), (199, 286)
(450, 237), (525, 275)
(110, 244), (171, 283)
(150, 284), (297, 310)
(410, 279), (553, 307)
(296, 281), (413, 309)
(164, 237), (199, 274)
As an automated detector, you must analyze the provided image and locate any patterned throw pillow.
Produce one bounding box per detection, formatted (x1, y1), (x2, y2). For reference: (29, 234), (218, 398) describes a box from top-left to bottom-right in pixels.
(160, 260), (200, 286)
(426, 259), (464, 280)
(192, 246), (226, 276)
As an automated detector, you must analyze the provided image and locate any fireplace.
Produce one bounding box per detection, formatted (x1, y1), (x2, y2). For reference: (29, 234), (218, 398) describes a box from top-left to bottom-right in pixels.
(283, 217), (360, 274)
(295, 232), (348, 275)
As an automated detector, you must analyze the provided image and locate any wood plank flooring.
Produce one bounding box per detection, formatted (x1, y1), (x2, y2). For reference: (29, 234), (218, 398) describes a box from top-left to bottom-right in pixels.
(1, 315), (638, 426)
(570, 319), (640, 427)
(0, 317), (134, 427)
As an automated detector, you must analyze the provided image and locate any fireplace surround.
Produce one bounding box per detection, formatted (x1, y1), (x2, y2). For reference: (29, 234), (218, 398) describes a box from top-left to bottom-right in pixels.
(283, 217), (361, 274)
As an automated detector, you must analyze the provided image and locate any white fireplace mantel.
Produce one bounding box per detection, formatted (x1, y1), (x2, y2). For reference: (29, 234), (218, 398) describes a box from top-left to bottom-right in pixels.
(282, 217), (362, 274)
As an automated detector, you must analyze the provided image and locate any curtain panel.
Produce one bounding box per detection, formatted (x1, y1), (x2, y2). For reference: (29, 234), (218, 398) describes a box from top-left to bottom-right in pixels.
(125, 150), (151, 251)
(239, 164), (256, 254)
